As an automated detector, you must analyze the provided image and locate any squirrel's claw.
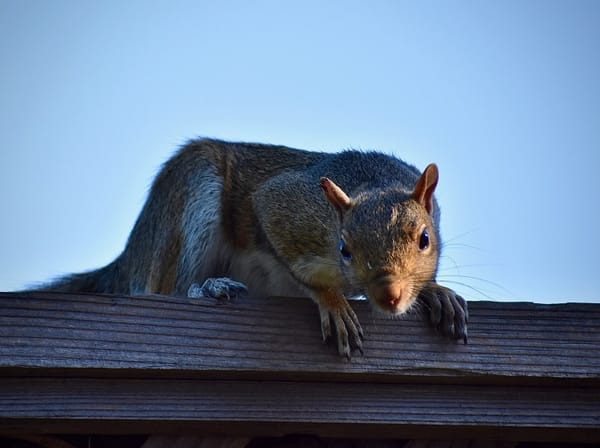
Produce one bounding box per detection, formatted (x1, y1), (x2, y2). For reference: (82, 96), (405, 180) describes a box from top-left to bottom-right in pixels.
(188, 277), (248, 300)
(318, 297), (364, 359)
(418, 283), (468, 344)
(319, 307), (332, 342)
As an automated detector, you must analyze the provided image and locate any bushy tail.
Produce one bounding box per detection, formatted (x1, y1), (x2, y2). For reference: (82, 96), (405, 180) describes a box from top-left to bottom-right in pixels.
(35, 260), (120, 294)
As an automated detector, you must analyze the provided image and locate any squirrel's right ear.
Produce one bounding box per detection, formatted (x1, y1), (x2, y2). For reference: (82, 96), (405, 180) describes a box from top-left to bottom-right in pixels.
(320, 177), (352, 214)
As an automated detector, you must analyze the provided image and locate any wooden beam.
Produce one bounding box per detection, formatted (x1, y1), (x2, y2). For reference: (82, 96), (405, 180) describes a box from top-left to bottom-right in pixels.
(0, 291), (599, 441)
(0, 378), (598, 442)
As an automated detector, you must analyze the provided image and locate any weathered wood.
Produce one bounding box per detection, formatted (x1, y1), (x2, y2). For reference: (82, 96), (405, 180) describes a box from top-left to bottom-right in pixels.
(0, 291), (599, 442)
(0, 378), (598, 442)
(1, 292), (598, 383)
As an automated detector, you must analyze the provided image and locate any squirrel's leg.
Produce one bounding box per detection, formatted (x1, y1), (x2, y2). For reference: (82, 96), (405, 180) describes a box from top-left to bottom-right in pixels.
(418, 282), (468, 344)
(187, 278), (248, 300)
(314, 289), (364, 359)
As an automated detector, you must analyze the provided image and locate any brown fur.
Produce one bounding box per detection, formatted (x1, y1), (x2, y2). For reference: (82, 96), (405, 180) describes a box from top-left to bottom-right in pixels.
(36, 138), (468, 357)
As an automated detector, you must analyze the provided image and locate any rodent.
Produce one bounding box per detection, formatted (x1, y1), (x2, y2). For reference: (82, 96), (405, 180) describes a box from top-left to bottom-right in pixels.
(37, 138), (468, 358)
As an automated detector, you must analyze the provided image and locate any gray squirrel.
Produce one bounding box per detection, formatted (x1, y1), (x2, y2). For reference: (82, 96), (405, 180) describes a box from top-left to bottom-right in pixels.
(41, 138), (468, 358)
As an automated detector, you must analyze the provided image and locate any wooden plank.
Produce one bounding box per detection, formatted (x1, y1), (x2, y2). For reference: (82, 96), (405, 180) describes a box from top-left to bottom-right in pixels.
(0, 378), (598, 442)
(1, 291), (599, 442)
(1, 291), (599, 384)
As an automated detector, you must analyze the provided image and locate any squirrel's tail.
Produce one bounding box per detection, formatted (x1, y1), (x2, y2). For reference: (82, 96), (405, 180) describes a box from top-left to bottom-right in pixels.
(34, 260), (120, 294)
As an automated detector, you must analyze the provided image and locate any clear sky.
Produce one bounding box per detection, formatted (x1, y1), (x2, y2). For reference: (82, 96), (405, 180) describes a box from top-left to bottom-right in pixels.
(1, 1), (599, 303)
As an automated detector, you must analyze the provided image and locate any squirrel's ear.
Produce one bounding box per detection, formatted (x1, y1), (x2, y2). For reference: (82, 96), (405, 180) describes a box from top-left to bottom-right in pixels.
(320, 177), (352, 214)
(413, 163), (439, 215)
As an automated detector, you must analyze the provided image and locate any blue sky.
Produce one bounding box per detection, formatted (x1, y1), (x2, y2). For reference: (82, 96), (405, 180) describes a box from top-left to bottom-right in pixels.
(1, 1), (599, 303)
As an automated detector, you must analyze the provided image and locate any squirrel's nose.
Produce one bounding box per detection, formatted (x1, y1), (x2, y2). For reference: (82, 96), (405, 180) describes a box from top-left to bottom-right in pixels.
(369, 276), (415, 315)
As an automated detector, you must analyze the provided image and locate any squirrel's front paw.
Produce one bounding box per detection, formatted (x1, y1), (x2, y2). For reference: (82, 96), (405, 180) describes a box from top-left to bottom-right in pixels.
(188, 277), (248, 300)
(317, 294), (364, 359)
(418, 283), (468, 343)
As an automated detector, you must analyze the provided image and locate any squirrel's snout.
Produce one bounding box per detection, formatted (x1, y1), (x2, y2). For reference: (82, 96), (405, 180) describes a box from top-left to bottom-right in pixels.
(369, 276), (415, 316)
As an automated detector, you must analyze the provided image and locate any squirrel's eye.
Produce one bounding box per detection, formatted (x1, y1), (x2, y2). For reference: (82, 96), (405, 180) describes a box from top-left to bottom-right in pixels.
(339, 238), (353, 263)
(419, 228), (430, 251)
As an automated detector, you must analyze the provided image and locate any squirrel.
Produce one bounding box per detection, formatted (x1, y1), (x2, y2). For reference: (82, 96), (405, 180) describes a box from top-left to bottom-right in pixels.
(38, 138), (468, 358)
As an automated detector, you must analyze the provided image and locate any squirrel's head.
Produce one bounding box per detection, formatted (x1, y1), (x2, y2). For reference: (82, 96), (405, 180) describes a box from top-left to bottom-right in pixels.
(320, 163), (440, 316)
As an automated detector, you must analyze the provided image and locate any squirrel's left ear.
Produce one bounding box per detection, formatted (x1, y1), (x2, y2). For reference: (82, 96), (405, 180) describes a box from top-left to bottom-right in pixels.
(320, 177), (352, 214)
(413, 163), (439, 215)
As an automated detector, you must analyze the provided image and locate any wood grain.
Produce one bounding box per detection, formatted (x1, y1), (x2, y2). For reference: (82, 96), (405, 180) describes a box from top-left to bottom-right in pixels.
(0, 378), (598, 441)
(0, 291), (599, 441)
(1, 292), (598, 383)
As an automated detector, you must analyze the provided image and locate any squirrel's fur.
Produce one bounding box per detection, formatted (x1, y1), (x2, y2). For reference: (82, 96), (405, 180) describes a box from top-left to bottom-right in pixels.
(39, 138), (468, 357)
